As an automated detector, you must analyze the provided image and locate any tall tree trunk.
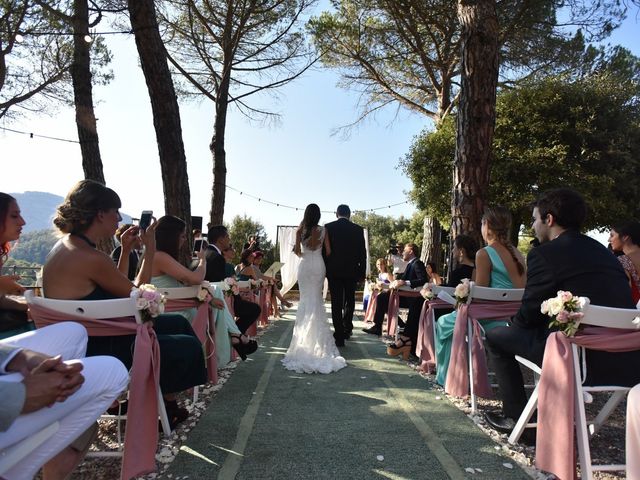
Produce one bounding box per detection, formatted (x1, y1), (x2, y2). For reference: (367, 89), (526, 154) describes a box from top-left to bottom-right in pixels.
(420, 216), (442, 270)
(128, 0), (192, 262)
(72, 0), (104, 184)
(209, 74), (230, 226)
(451, 0), (499, 249)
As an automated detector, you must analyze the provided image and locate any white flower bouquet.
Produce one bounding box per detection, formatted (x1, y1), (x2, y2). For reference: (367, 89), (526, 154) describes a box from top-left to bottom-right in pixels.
(197, 281), (212, 302)
(420, 283), (435, 300)
(222, 277), (240, 297)
(454, 278), (470, 307)
(541, 290), (587, 337)
(130, 284), (166, 322)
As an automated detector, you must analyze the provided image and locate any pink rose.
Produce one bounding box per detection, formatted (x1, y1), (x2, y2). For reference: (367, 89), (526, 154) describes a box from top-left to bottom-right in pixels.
(556, 310), (569, 323)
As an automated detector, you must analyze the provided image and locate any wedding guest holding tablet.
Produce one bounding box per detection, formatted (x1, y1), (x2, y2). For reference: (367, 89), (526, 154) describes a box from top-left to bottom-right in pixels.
(42, 180), (206, 428)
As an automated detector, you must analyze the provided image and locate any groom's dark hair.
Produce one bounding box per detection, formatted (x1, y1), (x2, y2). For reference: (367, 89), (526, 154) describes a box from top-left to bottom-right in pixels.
(336, 204), (350, 217)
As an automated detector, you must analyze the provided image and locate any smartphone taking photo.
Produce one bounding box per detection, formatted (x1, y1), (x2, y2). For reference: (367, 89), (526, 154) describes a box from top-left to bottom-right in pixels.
(194, 238), (208, 253)
(139, 210), (153, 231)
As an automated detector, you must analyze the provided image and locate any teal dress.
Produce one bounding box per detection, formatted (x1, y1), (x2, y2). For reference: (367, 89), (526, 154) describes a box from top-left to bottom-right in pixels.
(434, 246), (513, 386)
(151, 275), (241, 367)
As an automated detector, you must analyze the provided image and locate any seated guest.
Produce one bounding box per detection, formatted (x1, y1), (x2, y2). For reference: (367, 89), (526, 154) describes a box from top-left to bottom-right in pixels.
(363, 243), (427, 337)
(363, 258), (392, 311)
(110, 223), (141, 281)
(0, 322), (128, 480)
(388, 243), (408, 279)
(387, 234), (479, 359)
(609, 222), (640, 304)
(205, 226), (261, 335)
(223, 244), (237, 278)
(151, 215), (256, 361)
(433, 207), (526, 386)
(426, 262), (443, 285)
(0, 194), (31, 338)
(251, 251), (292, 309)
(484, 188), (640, 435)
(237, 249), (258, 281)
(42, 180), (207, 429)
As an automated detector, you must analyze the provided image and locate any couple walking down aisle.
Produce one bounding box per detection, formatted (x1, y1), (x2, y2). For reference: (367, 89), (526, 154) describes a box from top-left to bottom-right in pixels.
(282, 204), (366, 374)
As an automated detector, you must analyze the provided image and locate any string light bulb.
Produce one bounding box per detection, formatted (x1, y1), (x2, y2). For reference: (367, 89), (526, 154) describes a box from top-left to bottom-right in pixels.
(84, 34), (93, 43)
(15, 34), (24, 43)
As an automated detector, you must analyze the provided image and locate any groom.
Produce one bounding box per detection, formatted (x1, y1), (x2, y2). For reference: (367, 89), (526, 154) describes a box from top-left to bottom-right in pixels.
(324, 204), (367, 347)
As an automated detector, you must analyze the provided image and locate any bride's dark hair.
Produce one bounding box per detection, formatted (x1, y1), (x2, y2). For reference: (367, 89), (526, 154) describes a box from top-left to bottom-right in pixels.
(301, 203), (321, 241)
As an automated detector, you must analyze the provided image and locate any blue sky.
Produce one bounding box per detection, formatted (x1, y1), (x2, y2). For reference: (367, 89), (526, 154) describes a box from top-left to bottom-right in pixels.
(1, 5), (638, 242)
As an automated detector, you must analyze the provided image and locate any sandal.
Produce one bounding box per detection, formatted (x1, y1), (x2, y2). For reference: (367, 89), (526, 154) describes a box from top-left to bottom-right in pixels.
(281, 300), (293, 309)
(163, 399), (189, 430)
(387, 337), (412, 360)
(231, 334), (258, 361)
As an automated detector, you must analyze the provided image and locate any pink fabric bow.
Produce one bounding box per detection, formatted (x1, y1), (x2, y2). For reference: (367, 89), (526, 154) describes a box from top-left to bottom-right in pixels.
(445, 300), (521, 398)
(258, 286), (270, 326)
(29, 303), (160, 480)
(387, 289), (422, 335)
(364, 289), (380, 322)
(416, 299), (454, 373)
(536, 327), (640, 480)
(164, 298), (218, 384)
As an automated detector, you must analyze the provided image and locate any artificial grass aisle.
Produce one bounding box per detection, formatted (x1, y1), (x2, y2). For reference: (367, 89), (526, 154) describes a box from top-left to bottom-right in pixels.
(164, 307), (530, 480)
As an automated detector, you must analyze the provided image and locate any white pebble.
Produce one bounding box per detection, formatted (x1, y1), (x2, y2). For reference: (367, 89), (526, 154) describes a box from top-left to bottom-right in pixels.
(465, 467), (475, 474)
(266, 412), (272, 416)
(503, 463), (513, 469)
(376, 455), (384, 461)
(475, 468), (483, 473)
(435, 396), (441, 400)
(360, 376), (367, 379)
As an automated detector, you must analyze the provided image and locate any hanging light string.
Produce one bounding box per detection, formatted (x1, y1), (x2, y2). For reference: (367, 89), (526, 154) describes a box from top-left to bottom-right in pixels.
(0, 127), (410, 213)
(0, 126), (79, 144)
(226, 184), (410, 214)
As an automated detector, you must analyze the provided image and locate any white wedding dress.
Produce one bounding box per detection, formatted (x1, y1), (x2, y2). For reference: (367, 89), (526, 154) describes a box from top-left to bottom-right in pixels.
(282, 227), (347, 374)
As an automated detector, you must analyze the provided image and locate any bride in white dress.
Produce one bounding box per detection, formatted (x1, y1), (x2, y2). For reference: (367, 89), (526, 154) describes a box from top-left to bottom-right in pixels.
(282, 204), (347, 374)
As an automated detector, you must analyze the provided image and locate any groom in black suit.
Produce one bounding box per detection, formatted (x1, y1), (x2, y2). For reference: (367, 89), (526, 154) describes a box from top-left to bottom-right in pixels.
(484, 188), (640, 435)
(324, 205), (367, 346)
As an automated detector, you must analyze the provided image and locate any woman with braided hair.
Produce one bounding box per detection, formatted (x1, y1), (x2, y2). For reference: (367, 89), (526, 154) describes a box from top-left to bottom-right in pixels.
(434, 206), (526, 386)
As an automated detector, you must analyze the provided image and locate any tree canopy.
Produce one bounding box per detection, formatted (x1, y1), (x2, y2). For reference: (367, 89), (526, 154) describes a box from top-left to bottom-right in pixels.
(401, 60), (640, 236)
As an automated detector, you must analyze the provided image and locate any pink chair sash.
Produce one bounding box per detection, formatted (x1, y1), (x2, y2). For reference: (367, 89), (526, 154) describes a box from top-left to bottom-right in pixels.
(416, 299), (453, 373)
(445, 300), (521, 398)
(536, 328), (640, 480)
(387, 289), (422, 335)
(364, 289), (380, 322)
(29, 303), (160, 480)
(164, 298), (218, 384)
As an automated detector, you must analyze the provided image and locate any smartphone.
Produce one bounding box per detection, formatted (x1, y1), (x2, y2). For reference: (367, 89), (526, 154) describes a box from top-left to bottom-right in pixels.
(194, 239), (207, 253)
(139, 210), (153, 231)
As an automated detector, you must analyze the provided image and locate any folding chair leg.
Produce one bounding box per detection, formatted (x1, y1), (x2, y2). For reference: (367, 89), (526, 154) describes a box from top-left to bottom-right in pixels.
(575, 356), (594, 479)
(158, 389), (172, 436)
(193, 386), (199, 404)
(508, 386), (538, 445)
(589, 390), (626, 436)
(468, 319), (477, 414)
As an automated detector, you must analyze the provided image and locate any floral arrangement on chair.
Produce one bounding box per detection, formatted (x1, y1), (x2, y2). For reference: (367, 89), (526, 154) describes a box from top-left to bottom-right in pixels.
(420, 283), (435, 300)
(197, 281), (212, 302)
(249, 278), (264, 290)
(541, 290), (587, 337)
(454, 278), (470, 308)
(221, 277), (240, 297)
(130, 284), (166, 321)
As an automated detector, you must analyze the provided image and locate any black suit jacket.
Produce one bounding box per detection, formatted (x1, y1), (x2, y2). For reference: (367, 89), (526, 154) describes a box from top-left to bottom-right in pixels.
(513, 231), (634, 329)
(401, 257), (428, 288)
(324, 218), (367, 279)
(204, 245), (226, 282)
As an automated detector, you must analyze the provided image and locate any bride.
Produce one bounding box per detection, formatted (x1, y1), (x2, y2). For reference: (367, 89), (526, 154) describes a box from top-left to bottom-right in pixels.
(282, 204), (347, 374)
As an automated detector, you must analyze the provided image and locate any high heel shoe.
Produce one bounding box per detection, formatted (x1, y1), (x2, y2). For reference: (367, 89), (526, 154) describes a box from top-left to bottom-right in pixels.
(387, 337), (412, 360)
(231, 334), (258, 361)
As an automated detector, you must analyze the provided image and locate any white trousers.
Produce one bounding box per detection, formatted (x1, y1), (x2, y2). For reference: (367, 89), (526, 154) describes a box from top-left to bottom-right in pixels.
(0, 322), (129, 480)
(628, 384), (640, 480)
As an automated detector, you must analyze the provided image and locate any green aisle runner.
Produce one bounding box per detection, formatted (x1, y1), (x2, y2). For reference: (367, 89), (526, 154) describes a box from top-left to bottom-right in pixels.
(165, 309), (530, 480)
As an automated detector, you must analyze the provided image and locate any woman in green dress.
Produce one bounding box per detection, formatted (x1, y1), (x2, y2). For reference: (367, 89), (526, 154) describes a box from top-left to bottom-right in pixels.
(434, 206), (526, 386)
(151, 215), (256, 364)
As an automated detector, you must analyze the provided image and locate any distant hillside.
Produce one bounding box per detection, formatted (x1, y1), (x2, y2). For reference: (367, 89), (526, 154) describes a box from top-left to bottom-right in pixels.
(10, 191), (132, 232)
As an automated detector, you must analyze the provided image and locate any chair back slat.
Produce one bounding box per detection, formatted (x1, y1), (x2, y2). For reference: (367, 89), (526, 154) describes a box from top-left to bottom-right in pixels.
(432, 285), (455, 296)
(25, 290), (141, 323)
(157, 286), (200, 299)
(468, 282), (524, 302)
(581, 301), (640, 330)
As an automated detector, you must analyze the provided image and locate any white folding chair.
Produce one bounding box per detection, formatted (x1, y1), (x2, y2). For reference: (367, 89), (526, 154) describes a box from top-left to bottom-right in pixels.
(430, 285), (456, 344)
(466, 282), (524, 413)
(25, 291), (173, 458)
(0, 422), (59, 475)
(157, 285), (205, 403)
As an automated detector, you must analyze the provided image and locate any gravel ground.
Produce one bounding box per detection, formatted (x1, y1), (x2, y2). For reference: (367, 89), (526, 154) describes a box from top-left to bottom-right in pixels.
(56, 302), (627, 479)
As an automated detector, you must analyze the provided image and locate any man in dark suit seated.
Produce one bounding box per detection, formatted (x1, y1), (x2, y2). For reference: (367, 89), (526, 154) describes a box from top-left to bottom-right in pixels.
(484, 188), (640, 434)
(363, 243), (427, 336)
(204, 225), (261, 334)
